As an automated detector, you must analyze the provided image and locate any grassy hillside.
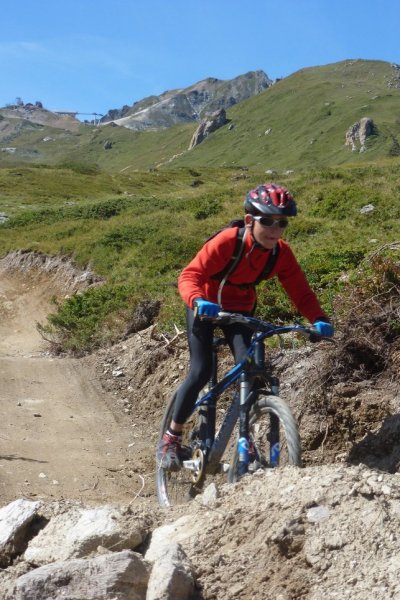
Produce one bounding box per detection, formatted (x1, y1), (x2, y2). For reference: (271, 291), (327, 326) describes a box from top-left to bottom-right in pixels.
(1, 157), (400, 352)
(174, 59), (400, 170)
(1, 58), (399, 352)
(1, 60), (399, 173)
(0, 119), (193, 171)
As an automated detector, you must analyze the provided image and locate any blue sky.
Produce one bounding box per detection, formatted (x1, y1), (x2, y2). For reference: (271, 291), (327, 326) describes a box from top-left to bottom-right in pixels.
(1, 0), (399, 118)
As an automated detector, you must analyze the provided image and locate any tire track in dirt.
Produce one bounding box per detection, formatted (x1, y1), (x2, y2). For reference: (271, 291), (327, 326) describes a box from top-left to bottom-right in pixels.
(0, 270), (144, 505)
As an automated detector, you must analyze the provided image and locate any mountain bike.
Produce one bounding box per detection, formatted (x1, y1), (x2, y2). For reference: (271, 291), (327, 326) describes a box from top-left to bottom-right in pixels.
(156, 311), (325, 508)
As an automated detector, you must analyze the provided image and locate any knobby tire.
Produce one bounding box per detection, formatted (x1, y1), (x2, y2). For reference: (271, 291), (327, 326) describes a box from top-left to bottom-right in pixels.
(228, 392), (302, 483)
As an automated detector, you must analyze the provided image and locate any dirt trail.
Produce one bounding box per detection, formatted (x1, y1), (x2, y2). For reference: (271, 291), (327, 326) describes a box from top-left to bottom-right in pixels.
(0, 271), (148, 506)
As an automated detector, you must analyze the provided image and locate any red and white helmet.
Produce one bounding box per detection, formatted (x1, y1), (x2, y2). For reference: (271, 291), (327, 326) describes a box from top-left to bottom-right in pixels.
(244, 183), (297, 216)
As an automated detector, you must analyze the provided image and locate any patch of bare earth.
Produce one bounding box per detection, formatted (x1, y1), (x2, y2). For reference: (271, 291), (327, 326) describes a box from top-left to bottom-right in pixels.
(0, 263), (154, 507)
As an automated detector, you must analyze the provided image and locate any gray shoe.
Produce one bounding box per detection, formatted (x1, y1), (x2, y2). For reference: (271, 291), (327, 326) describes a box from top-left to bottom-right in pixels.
(157, 432), (182, 471)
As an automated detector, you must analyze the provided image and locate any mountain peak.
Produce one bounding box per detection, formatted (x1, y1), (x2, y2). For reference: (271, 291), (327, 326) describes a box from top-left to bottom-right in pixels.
(101, 70), (272, 131)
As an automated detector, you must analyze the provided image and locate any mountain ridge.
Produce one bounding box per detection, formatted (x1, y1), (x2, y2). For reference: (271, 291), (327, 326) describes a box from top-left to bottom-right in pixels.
(100, 69), (272, 130)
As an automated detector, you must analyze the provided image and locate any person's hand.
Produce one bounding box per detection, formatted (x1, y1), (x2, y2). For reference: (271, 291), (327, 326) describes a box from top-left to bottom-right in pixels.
(313, 320), (334, 337)
(194, 299), (220, 317)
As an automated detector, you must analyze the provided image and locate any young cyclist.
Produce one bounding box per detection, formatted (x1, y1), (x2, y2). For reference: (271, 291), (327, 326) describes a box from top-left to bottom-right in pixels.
(157, 183), (333, 470)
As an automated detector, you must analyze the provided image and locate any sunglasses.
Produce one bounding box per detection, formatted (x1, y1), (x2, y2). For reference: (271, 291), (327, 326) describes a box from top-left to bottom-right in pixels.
(253, 215), (289, 229)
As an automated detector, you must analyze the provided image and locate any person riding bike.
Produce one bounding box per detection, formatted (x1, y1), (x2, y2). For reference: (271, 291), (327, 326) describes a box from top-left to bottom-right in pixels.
(157, 183), (334, 470)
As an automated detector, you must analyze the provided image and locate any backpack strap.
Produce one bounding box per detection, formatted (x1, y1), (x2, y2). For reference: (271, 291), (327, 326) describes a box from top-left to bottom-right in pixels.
(254, 242), (280, 285)
(216, 227), (248, 306)
(211, 227), (246, 282)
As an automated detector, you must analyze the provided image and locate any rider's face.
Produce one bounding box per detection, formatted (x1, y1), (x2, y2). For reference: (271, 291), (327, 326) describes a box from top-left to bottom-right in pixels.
(246, 215), (288, 249)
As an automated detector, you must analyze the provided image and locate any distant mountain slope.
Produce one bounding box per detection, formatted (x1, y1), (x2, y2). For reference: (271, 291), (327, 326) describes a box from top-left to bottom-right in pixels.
(0, 104), (80, 132)
(0, 60), (399, 171)
(101, 70), (271, 130)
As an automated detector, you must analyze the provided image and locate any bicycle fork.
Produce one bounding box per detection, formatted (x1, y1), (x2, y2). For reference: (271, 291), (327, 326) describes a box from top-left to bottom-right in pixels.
(236, 340), (282, 473)
(237, 372), (251, 476)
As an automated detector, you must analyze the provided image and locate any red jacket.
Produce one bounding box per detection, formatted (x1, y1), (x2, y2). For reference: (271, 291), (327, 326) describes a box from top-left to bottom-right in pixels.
(178, 227), (327, 323)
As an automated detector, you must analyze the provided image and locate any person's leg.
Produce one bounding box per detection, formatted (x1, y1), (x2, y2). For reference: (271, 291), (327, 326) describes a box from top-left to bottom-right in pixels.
(221, 321), (253, 365)
(170, 307), (214, 430)
(158, 308), (214, 469)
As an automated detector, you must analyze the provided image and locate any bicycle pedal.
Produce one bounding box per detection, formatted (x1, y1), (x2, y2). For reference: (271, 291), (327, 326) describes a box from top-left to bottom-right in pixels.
(182, 459), (201, 472)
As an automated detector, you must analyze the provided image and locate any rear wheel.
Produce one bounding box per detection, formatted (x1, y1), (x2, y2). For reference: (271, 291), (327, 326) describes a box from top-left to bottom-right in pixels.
(155, 394), (205, 508)
(228, 392), (301, 483)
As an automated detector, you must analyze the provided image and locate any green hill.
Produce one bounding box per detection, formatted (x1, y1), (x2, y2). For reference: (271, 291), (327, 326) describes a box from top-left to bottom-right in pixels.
(173, 59), (400, 170)
(1, 59), (399, 172)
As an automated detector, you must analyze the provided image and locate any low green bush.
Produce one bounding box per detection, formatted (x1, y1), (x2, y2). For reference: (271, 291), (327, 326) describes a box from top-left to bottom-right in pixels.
(38, 284), (144, 354)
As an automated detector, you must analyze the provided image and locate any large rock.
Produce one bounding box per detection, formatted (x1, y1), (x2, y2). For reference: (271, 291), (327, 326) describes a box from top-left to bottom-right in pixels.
(145, 515), (204, 563)
(24, 505), (146, 565)
(0, 500), (41, 567)
(11, 550), (150, 600)
(345, 117), (374, 152)
(146, 543), (195, 600)
(188, 108), (228, 149)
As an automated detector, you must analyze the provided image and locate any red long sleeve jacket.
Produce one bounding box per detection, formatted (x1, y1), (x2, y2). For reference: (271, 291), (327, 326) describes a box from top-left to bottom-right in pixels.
(178, 227), (327, 324)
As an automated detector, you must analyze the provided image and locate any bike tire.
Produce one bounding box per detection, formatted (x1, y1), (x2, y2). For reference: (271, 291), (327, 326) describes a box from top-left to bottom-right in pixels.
(155, 393), (204, 508)
(228, 392), (302, 483)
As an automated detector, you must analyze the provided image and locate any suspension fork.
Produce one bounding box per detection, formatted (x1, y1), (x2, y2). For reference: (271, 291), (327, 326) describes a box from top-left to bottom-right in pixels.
(237, 371), (251, 475)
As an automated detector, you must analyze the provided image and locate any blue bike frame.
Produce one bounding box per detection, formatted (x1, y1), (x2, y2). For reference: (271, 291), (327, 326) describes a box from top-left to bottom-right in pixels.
(188, 316), (313, 474)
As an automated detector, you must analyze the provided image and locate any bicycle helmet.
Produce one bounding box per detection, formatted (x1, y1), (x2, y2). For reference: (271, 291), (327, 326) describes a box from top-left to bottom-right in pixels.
(244, 183), (297, 216)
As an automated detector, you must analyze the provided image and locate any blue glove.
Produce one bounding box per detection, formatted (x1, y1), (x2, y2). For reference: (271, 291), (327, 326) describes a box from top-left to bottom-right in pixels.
(313, 320), (334, 337)
(194, 299), (220, 317)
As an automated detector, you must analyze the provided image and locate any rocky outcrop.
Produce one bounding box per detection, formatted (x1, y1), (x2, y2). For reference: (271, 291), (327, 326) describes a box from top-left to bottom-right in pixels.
(13, 550), (150, 600)
(345, 117), (375, 152)
(0, 499), (41, 568)
(5, 463), (400, 599)
(102, 70), (271, 131)
(23, 505), (146, 565)
(0, 499), (195, 600)
(188, 108), (228, 149)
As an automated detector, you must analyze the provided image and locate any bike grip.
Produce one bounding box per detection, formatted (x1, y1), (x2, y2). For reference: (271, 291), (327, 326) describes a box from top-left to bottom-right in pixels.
(193, 297), (202, 318)
(193, 299), (220, 318)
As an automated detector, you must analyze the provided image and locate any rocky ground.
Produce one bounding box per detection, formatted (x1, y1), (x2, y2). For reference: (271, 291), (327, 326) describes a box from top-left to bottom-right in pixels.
(0, 253), (399, 599)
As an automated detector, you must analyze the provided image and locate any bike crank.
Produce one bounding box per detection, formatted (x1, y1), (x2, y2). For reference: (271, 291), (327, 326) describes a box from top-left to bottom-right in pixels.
(182, 448), (205, 484)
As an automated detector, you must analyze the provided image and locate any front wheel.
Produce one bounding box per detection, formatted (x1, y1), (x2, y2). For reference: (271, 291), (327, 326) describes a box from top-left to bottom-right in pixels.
(228, 392), (302, 483)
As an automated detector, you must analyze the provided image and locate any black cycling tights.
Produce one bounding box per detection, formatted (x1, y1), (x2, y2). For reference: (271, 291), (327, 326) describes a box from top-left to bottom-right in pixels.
(171, 307), (253, 425)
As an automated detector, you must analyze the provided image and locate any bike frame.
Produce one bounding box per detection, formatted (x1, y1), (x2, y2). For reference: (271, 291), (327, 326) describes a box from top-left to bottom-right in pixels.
(184, 315), (312, 475)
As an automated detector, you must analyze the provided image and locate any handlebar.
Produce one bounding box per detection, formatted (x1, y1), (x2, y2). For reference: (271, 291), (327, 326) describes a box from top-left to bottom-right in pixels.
(200, 311), (334, 343)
